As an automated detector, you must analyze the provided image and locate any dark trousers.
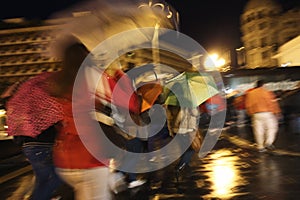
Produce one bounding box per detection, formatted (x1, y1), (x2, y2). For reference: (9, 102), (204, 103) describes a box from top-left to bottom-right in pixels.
(176, 134), (194, 169)
(23, 144), (63, 200)
(122, 138), (144, 182)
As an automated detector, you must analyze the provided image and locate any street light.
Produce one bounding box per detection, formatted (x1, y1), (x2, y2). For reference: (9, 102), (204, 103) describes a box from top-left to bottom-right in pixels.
(204, 53), (226, 71)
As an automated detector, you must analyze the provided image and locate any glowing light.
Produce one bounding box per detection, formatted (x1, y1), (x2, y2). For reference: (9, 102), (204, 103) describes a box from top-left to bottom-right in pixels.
(202, 150), (249, 199)
(204, 53), (226, 71)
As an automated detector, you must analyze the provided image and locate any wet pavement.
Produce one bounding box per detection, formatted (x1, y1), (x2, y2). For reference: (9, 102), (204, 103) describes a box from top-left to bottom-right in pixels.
(1, 123), (300, 200)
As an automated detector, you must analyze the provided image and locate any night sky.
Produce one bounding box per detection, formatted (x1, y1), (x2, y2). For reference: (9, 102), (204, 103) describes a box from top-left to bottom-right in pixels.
(0, 0), (299, 53)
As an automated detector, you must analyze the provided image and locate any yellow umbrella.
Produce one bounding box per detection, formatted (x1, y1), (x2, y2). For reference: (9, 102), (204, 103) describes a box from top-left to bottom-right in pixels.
(164, 72), (219, 108)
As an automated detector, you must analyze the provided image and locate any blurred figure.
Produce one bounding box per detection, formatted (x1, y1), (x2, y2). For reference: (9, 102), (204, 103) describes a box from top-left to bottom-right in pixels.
(48, 0), (178, 196)
(165, 82), (201, 181)
(233, 92), (247, 127)
(199, 94), (227, 131)
(111, 107), (147, 189)
(245, 80), (282, 152)
(50, 40), (112, 200)
(6, 64), (65, 200)
(166, 105), (200, 182)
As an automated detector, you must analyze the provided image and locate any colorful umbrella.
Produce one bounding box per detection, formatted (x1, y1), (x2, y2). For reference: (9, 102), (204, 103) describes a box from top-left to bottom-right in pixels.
(126, 64), (163, 112)
(95, 68), (140, 114)
(164, 72), (219, 108)
(137, 81), (163, 112)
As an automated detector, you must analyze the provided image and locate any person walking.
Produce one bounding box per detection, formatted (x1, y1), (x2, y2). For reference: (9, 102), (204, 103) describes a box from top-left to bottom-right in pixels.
(233, 92), (247, 127)
(166, 105), (200, 181)
(245, 80), (282, 152)
(6, 65), (65, 200)
(49, 39), (112, 200)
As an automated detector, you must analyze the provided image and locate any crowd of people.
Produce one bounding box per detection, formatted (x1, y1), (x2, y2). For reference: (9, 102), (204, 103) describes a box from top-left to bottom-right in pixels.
(3, 2), (202, 199)
(2, 1), (285, 199)
(5, 41), (205, 198)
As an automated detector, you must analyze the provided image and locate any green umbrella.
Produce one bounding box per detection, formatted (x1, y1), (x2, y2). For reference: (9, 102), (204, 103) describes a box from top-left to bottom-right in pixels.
(164, 72), (219, 108)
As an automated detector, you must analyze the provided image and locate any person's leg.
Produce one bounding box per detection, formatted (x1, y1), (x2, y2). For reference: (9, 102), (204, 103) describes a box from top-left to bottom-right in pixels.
(123, 138), (144, 182)
(265, 113), (278, 147)
(176, 134), (194, 169)
(148, 125), (169, 161)
(23, 145), (63, 200)
(252, 114), (265, 150)
(236, 110), (246, 126)
(178, 149), (194, 169)
(57, 167), (111, 200)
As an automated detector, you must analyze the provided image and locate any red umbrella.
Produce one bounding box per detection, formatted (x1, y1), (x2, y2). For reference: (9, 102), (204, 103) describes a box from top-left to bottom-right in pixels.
(6, 72), (64, 137)
(96, 68), (140, 114)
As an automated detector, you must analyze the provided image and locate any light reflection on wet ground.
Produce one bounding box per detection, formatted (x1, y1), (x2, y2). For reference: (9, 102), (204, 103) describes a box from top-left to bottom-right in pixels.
(201, 149), (249, 199)
(1, 125), (300, 199)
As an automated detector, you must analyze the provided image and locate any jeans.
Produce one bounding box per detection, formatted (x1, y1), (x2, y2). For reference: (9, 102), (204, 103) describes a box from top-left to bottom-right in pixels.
(22, 144), (63, 200)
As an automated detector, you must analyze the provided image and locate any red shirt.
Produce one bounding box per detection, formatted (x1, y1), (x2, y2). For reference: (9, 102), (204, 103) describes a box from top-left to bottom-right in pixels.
(53, 100), (109, 169)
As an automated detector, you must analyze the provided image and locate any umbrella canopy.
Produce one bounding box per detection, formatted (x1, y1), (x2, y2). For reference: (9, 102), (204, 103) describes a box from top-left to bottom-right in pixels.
(95, 68), (140, 114)
(127, 63), (162, 112)
(164, 72), (219, 108)
(137, 81), (163, 112)
(6, 72), (64, 137)
(49, 0), (177, 60)
(48, 0), (178, 114)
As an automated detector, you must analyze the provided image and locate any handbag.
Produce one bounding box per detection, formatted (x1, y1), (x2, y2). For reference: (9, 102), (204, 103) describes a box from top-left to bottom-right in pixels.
(190, 129), (203, 152)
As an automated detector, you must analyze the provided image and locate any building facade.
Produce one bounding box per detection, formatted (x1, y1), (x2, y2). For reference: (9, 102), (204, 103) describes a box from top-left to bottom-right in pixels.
(240, 0), (300, 68)
(273, 35), (300, 67)
(0, 18), (68, 96)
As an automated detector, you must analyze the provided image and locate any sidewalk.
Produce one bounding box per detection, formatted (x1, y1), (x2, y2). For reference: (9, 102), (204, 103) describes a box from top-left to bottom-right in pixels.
(222, 123), (300, 156)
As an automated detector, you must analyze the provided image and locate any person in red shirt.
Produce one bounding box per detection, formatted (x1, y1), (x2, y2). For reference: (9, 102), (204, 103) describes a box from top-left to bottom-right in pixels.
(233, 93), (247, 127)
(51, 40), (112, 199)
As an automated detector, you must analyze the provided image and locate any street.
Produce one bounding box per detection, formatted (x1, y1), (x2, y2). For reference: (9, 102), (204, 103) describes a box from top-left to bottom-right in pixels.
(1, 123), (300, 200)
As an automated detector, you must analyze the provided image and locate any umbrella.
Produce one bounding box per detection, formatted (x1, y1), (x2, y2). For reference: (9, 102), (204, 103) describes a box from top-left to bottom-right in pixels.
(95, 68), (140, 114)
(6, 72), (64, 137)
(164, 72), (219, 108)
(126, 63), (163, 112)
(48, 0), (178, 113)
(137, 81), (163, 112)
(49, 0), (177, 60)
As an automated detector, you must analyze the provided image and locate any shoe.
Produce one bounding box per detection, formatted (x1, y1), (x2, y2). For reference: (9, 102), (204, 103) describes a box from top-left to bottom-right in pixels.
(258, 148), (267, 153)
(266, 144), (275, 151)
(128, 180), (146, 189)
